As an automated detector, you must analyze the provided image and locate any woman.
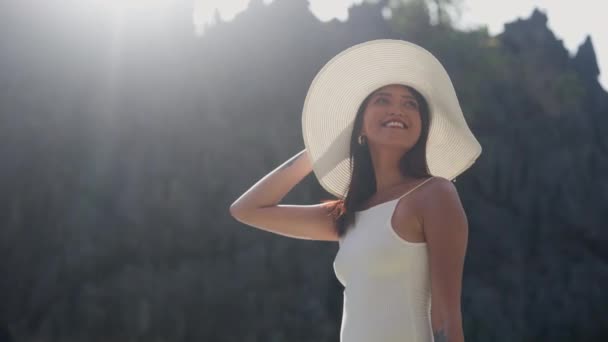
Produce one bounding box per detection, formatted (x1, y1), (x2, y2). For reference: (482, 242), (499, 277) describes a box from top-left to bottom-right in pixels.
(230, 40), (481, 342)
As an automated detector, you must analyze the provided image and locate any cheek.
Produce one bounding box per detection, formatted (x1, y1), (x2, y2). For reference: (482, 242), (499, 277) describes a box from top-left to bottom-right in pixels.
(405, 115), (423, 141)
(412, 113), (423, 131)
(362, 111), (380, 131)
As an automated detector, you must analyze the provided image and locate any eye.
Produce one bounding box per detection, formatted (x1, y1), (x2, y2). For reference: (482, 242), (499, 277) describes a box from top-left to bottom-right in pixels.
(403, 100), (419, 109)
(374, 97), (389, 105)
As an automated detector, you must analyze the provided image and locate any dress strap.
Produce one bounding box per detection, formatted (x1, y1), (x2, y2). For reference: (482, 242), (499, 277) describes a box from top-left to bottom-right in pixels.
(396, 176), (435, 201)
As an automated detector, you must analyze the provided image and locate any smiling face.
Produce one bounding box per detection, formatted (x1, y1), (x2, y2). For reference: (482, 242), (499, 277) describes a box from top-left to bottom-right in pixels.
(360, 84), (423, 151)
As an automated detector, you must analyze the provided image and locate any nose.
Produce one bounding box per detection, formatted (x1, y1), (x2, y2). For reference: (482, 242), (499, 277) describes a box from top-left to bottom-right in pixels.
(387, 107), (404, 117)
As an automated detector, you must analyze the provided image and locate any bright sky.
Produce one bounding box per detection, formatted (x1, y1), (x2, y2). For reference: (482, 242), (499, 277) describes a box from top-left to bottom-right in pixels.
(192, 0), (606, 90)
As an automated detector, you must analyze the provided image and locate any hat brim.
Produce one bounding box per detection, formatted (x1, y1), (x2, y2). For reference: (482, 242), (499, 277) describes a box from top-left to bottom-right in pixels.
(302, 39), (482, 199)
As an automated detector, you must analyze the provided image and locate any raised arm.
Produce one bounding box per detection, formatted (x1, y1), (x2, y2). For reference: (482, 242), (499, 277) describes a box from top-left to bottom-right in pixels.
(229, 149), (338, 241)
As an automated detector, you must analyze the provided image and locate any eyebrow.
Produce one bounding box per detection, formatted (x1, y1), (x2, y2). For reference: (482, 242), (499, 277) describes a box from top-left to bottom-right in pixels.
(373, 92), (417, 100)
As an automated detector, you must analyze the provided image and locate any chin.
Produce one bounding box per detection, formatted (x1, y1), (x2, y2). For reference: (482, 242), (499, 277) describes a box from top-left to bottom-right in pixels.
(374, 140), (414, 151)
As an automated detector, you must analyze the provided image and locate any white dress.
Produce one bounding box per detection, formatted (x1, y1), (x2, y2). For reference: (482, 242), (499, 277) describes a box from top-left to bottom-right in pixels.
(333, 177), (435, 342)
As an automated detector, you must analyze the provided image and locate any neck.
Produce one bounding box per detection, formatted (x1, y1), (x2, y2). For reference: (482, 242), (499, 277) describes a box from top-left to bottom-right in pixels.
(367, 143), (416, 193)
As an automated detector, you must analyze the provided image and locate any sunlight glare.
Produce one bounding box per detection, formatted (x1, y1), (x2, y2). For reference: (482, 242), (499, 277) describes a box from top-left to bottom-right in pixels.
(92, 0), (176, 11)
(308, 0), (364, 22)
(193, 0), (251, 35)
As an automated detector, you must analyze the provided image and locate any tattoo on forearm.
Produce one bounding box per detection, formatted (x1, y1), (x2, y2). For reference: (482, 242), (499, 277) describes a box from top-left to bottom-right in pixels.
(433, 328), (447, 342)
(278, 153), (301, 171)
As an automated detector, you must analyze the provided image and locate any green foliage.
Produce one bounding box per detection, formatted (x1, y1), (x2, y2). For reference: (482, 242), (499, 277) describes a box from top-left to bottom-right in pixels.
(385, 0), (431, 35)
(381, 0), (463, 29)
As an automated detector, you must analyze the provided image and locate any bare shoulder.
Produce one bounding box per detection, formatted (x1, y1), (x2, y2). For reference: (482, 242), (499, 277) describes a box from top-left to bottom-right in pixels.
(414, 176), (463, 216)
(418, 176), (459, 200)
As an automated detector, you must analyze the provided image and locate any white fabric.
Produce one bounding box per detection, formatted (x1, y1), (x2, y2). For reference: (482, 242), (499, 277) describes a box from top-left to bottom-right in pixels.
(302, 39), (482, 199)
(333, 177), (436, 342)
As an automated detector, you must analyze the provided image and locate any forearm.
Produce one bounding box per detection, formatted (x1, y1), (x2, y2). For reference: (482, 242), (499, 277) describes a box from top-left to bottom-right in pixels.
(230, 149), (312, 212)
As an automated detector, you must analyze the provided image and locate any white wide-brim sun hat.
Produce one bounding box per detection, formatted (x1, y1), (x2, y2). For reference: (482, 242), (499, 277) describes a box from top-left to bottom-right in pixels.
(301, 39), (482, 199)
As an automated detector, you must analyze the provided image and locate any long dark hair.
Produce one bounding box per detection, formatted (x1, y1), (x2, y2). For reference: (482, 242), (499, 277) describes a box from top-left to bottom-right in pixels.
(322, 84), (432, 238)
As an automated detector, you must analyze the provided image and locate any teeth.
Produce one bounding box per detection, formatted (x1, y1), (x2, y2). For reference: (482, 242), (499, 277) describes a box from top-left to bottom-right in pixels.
(384, 121), (405, 128)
